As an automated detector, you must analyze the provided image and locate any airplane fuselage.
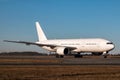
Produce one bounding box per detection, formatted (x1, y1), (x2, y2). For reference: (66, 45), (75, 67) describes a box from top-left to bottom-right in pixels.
(36, 38), (114, 53)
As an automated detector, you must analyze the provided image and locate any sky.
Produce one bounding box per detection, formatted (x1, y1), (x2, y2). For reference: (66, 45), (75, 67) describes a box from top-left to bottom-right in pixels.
(0, 0), (120, 54)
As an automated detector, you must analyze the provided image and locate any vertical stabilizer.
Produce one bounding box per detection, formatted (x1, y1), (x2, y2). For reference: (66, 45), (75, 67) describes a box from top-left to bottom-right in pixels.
(35, 22), (47, 41)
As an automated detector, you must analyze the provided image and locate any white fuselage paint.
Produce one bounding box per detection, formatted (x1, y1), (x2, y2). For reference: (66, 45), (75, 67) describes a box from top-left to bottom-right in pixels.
(36, 38), (115, 53)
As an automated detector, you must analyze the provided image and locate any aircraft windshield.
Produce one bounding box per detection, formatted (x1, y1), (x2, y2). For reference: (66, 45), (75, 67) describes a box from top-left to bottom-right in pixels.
(107, 42), (113, 44)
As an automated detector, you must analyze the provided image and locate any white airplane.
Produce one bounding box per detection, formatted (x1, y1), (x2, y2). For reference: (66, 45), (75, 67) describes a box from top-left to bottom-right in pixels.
(4, 22), (115, 58)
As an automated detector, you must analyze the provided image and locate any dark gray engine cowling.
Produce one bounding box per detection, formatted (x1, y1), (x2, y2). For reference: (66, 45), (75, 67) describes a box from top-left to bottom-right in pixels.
(56, 47), (69, 55)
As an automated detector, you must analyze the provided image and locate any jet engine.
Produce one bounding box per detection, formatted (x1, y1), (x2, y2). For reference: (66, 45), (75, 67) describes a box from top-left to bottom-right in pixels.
(56, 47), (69, 55)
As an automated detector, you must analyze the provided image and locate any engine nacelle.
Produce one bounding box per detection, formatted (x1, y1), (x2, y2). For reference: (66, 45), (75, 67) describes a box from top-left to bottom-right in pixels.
(92, 52), (103, 56)
(56, 47), (69, 55)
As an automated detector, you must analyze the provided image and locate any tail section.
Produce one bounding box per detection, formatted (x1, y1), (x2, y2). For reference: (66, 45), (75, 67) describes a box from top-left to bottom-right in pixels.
(35, 22), (47, 41)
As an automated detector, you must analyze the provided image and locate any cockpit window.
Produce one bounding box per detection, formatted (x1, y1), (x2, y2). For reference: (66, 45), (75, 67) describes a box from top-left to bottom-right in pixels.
(107, 42), (113, 44)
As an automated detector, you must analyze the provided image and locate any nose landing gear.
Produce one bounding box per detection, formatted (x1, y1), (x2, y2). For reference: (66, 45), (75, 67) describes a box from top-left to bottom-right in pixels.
(104, 55), (107, 58)
(103, 51), (108, 58)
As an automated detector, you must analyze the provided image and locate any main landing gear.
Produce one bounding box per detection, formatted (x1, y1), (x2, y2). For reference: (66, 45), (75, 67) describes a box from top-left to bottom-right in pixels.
(56, 55), (64, 58)
(74, 53), (83, 58)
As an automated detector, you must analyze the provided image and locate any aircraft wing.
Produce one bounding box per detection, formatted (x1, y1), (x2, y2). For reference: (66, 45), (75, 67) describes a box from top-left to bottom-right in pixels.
(3, 40), (77, 50)
(4, 40), (38, 45)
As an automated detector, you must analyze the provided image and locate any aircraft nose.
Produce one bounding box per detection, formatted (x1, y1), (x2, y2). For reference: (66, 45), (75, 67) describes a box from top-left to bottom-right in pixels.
(106, 42), (115, 50)
(111, 44), (115, 50)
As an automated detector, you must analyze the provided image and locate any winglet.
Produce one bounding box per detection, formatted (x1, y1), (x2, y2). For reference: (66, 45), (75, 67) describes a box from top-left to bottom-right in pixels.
(35, 22), (47, 41)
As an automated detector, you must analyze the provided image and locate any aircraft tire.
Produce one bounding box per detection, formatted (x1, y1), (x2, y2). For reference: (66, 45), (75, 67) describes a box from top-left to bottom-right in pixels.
(56, 55), (64, 58)
(74, 54), (83, 58)
(104, 55), (107, 58)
